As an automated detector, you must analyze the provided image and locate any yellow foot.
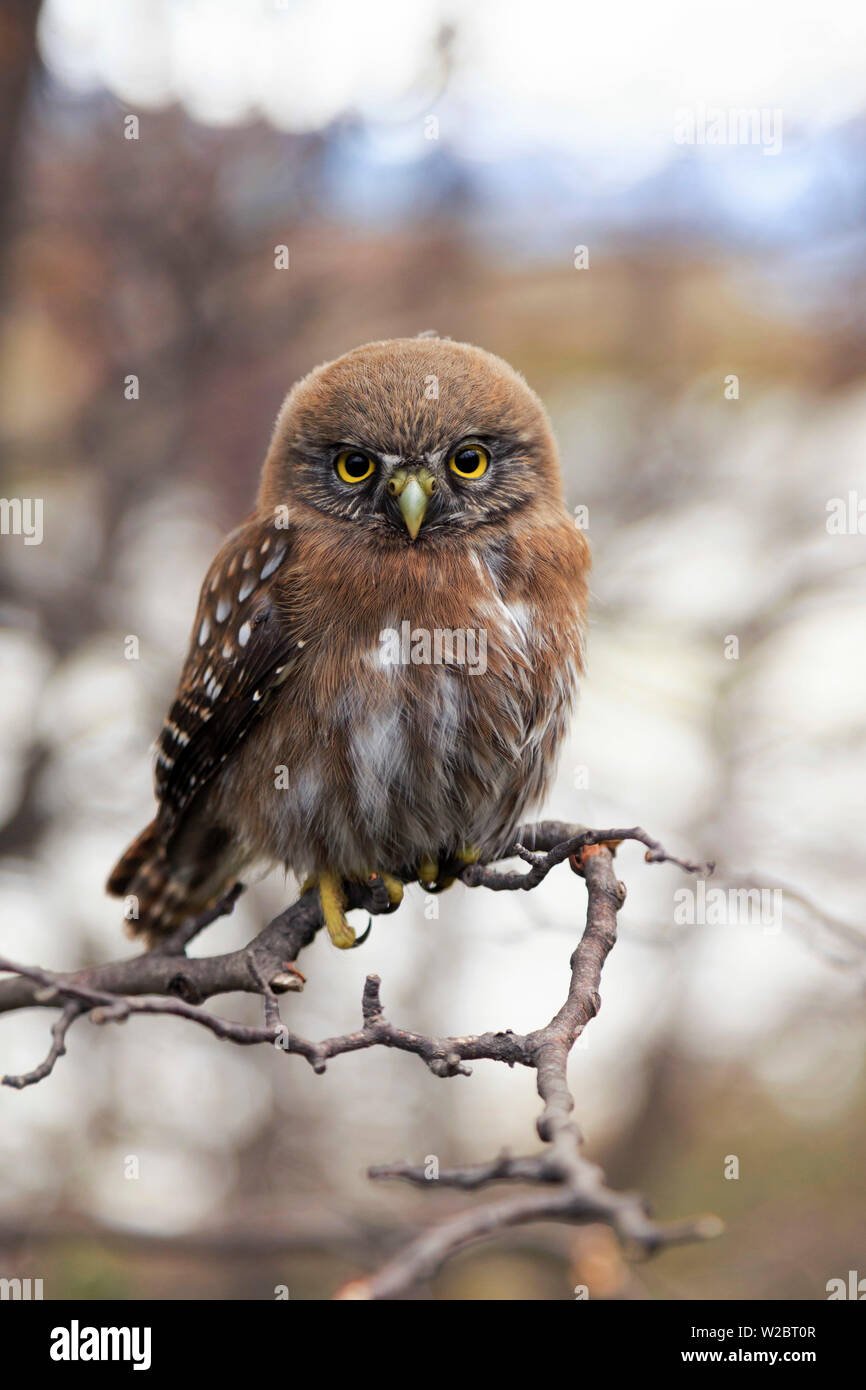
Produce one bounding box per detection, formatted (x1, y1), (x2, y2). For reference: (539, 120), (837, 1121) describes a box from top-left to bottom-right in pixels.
(418, 857), (440, 887)
(303, 869), (405, 949)
(418, 846), (480, 892)
(318, 871), (355, 949)
(300, 869), (352, 948)
(455, 845), (481, 865)
(378, 872), (404, 906)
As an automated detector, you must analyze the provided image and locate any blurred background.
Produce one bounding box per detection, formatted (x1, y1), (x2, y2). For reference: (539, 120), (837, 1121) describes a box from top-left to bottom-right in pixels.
(1, 0), (865, 1300)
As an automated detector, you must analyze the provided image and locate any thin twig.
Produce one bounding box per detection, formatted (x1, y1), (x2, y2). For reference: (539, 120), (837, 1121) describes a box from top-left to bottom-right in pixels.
(0, 821), (721, 1297)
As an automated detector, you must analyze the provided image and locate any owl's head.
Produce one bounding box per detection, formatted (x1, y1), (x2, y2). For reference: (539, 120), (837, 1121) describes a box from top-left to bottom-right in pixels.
(258, 337), (566, 543)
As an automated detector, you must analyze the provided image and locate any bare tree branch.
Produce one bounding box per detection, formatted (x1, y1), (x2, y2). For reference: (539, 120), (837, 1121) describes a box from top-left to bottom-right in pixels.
(0, 820), (722, 1297)
(337, 842), (721, 1298)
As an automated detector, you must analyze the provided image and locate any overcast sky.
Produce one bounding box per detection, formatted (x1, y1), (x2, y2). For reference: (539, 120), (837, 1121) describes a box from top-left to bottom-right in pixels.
(39, 0), (866, 183)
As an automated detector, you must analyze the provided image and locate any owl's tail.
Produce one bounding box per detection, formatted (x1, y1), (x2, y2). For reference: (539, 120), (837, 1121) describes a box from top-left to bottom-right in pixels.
(107, 819), (234, 947)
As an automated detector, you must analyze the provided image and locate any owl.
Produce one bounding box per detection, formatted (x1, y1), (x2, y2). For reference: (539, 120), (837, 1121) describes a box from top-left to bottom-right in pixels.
(108, 337), (590, 948)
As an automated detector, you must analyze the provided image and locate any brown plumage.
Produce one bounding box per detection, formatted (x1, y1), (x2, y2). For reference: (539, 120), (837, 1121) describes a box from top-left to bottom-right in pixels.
(108, 336), (590, 947)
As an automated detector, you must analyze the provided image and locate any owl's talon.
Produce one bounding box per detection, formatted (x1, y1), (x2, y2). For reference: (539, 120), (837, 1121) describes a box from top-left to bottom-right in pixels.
(310, 869), (406, 948)
(417, 846), (479, 893)
(426, 874), (455, 894)
(350, 916), (373, 947)
(418, 856), (452, 892)
(362, 872), (404, 913)
(379, 873), (404, 906)
(418, 857), (439, 886)
(419, 850), (453, 895)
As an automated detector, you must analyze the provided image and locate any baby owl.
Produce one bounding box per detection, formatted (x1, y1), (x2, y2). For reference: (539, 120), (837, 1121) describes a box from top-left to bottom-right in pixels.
(108, 337), (590, 948)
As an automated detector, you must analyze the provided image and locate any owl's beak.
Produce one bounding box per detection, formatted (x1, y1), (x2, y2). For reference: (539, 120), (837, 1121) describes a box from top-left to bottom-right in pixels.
(387, 467), (437, 540)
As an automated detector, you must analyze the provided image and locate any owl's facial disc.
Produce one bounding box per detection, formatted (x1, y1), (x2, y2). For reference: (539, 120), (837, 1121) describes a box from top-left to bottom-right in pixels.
(261, 338), (565, 539)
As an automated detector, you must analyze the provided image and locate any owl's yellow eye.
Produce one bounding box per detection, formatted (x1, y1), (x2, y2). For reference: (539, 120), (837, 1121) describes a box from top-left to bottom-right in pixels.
(335, 449), (376, 483)
(448, 443), (489, 479)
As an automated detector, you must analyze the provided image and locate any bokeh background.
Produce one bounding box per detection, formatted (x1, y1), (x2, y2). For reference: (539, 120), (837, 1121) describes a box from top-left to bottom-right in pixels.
(1, 0), (865, 1300)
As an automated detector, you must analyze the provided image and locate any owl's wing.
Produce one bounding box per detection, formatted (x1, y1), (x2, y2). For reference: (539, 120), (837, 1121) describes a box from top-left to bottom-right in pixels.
(154, 515), (296, 835)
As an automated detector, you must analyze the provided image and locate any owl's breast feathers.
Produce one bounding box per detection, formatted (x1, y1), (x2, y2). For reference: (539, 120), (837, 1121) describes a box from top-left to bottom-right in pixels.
(109, 508), (589, 937)
(213, 511), (588, 874)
